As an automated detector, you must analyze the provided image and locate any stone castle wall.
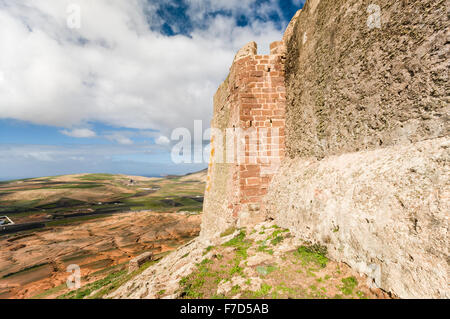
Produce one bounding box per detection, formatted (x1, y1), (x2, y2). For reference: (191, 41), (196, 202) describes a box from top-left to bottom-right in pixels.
(265, 0), (448, 298)
(202, 0), (448, 298)
(284, 0), (448, 159)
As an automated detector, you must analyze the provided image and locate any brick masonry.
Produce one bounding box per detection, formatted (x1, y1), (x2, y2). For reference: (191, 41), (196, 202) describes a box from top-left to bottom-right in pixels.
(202, 40), (287, 234)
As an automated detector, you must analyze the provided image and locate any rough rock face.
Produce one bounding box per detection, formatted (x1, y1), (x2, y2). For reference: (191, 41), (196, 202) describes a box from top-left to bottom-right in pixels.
(200, 76), (239, 239)
(258, 0), (449, 298)
(110, 221), (391, 299)
(109, 232), (233, 299)
(264, 138), (449, 298)
(284, 0), (448, 159)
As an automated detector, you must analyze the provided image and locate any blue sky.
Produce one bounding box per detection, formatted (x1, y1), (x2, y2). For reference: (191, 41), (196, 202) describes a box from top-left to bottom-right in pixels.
(0, 0), (304, 180)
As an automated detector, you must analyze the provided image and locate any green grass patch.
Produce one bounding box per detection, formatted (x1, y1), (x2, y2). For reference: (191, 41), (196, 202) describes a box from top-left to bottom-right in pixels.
(158, 290), (166, 296)
(58, 269), (127, 299)
(37, 198), (87, 209)
(273, 283), (297, 298)
(179, 258), (219, 299)
(122, 196), (202, 212)
(78, 174), (115, 181)
(42, 183), (104, 190)
(253, 283), (272, 298)
(0, 199), (41, 214)
(340, 276), (358, 296)
(29, 284), (66, 299)
(203, 246), (214, 255)
(293, 244), (328, 268)
(220, 226), (236, 237)
(229, 263), (243, 276)
(257, 241), (274, 255)
(266, 228), (288, 246)
(58, 259), (158, 299)
(223, 230), (251, 260)
(270, 235), (284, 246)
(223, 230), (246, 247)
(179, 276), (205, 298)
(231, 285), (241, 294)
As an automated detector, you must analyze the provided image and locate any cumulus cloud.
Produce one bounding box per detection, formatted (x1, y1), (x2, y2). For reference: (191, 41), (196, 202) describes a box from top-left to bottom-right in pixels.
(155, 135), (170, 145)
(0, 1), (300, 179)
(0, 0), (288, 136)
(60, 128), (96, 138)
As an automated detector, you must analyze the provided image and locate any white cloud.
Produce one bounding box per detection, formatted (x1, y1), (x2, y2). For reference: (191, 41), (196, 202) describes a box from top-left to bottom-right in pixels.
(104, 132), (135, 145)
(155, 135), (170, 145)
(60, 128), (96, 138)
(24, 151), (55, 162)
(0, 0), (286, 136)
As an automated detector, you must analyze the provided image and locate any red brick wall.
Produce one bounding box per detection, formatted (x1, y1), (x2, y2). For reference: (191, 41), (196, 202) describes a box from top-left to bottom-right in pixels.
(211, 41), (287, 225)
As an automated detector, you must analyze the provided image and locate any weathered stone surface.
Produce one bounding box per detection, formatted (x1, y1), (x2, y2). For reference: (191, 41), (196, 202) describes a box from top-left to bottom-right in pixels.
(233, 41), (257, 62)
(282, 9), (301, 44)
(263, 137), (449, 298)
(109, 239), (207, 299)
(200, 76), (238, 239)
(108, 231), (239, 299)
(217, 276), (263, 295)
(246, 253), (273, 267)
(284, 0), (449, 159)
(128, 252), (153, 273)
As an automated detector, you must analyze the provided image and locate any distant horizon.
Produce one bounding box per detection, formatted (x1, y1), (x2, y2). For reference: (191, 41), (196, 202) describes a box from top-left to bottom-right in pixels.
(0, 166), (208, 182)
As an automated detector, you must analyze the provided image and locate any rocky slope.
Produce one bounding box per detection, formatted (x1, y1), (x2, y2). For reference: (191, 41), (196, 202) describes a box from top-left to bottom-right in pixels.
(264, 137), (449, 298)
(109, 221), (390, 299)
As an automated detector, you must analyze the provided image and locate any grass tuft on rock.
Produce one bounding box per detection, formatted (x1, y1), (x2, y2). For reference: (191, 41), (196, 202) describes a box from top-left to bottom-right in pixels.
(340, 276), (358, 295)
(294, 244), (328, 268)
(220, 226), (236, 237)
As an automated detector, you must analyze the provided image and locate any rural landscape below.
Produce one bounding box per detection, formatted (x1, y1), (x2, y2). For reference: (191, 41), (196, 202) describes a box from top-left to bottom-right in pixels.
(0, 171), (206, 298)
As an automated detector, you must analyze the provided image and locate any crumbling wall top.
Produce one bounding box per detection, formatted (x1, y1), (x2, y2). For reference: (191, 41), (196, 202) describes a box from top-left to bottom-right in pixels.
(233, 41), (258, 62)
(283, 9), (302, 43)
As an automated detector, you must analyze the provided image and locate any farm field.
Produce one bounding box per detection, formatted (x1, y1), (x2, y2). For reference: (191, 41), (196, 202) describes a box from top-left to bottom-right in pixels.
(0, 170), (206, 298)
